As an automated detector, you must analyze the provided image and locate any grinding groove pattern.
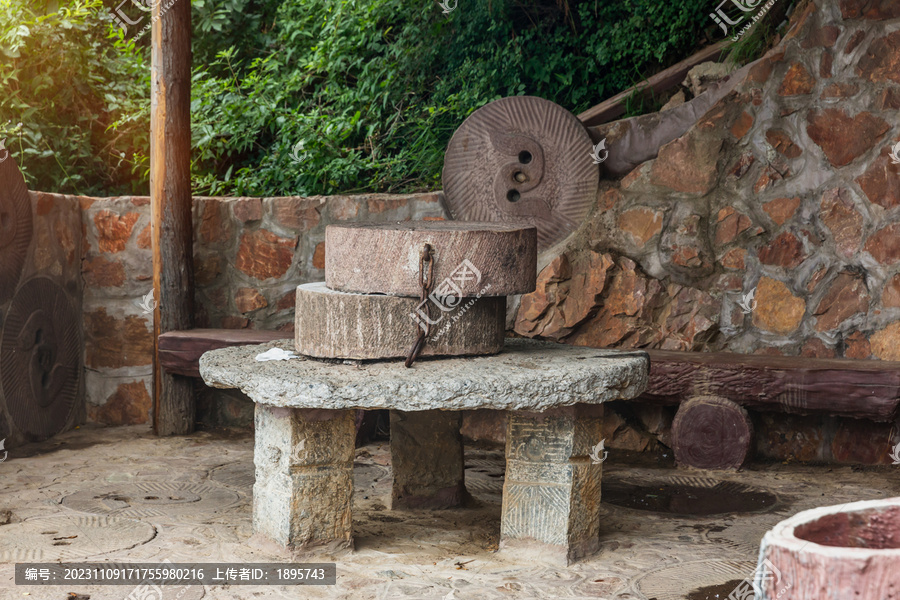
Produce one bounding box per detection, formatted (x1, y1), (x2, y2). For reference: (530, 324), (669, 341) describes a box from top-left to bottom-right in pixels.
(61, 482), (241, 519)
(208, 462), (255, 490)
(0, 156), (33, 305)
(0, 277), (81, 440)
(0, 515), (156, 561)
(629, 559), (756, 600)
(442, 96), (599, 249)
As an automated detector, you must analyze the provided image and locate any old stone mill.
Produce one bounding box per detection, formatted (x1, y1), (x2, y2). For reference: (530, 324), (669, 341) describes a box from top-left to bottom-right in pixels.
(2, 1), (900, 598)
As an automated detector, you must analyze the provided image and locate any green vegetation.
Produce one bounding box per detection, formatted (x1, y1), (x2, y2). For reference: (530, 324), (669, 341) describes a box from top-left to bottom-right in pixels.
(2, 0), (730, 197)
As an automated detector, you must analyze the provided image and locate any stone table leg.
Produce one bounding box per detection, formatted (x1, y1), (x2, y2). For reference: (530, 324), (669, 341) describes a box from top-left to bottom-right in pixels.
(390, 410), (468, 509)
(500, 404), (604, 565)
(252, 404), (355, 554)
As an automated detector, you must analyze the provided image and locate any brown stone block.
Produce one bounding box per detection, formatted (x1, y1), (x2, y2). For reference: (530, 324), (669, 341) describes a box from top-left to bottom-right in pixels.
(857, 150), (900, 209)
(729, 153), (756, 179)
(758, 232), (806, 268)
(820, 188), (863, 258)
(730, 111), (754, 139)
(82, 255), (125, 287)
(820, 51), (833, 78)
(235, 229), (297, 280)
(752, 277), (805, 335)
(777, 63), (816, 96)
(136, 224), (151, 249)
(871, 322), (900, 360)
(650, 132), (722, 195)
(312, 241), (325, 269)
(756, 413), (824, 463)
(844, 29), (867, 53)
(720, 248), (746, 269)
(198, 198), (233, 244)
(882, 274), (900, 308)
(857, 31), (900, 84)
(843, 330), (872, 358)
(878, 87), (900, 110)
(813, 272), (869, 332)
(864, 224), (900, 265)
(366, 196), (407, 214)
(800, 337), (836, 358)
(766, 130), (802, 158)
(272, 197), (321, 231)
(221, 316), (251, 329)
(802, 24), (841, 48)
(763, 196), (802, 226)
(233, 197), (262, 222)
(715, 207), (752, 246)
(831, 418), (893, 464)
(821, 83), (860, 98)
(841, 0), (900, 19)
(94, 210), (140, 253)
(194, 254), (222, 285)
(235, 287), (268, 313)
(326, 196), (360, 220)
(807, 109), (890, 167)
(617, 207), (663, 247)
(89, 381), (151, 425)
(84, 308), (153, 368)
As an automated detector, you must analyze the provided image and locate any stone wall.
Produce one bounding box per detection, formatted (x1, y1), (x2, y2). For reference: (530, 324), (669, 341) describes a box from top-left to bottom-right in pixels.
(515, 0), (900, 361)
(39, 191), (445, 426)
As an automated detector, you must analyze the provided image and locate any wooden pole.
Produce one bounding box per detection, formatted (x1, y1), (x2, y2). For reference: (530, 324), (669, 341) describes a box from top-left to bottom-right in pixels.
(151, 0), (195, 435)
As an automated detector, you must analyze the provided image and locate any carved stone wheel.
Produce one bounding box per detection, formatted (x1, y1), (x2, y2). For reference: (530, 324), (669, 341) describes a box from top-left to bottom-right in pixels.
(0, 155), (34, 304)
(0, 278), (81, 440)
(442, 96), (599, 249)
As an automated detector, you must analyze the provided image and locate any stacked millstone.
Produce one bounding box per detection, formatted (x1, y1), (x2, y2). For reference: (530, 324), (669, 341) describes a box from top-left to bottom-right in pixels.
(294, 221), (537, 362)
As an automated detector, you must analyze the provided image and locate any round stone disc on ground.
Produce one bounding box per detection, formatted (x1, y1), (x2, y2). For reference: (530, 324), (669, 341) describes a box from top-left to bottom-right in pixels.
(442, 96), (599, 249)
(0, 277), (82, 440)
(295, 282), (507, 360)
(324, 221), (537, 296)
(0, 515), (156, 561)
(61, 482), (241, 519)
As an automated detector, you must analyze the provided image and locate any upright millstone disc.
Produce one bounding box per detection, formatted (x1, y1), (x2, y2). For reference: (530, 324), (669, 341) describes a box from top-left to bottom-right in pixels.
(442, 96), (599, 249)
(0, 277), (81, 440)
(0, 155), (33, 305)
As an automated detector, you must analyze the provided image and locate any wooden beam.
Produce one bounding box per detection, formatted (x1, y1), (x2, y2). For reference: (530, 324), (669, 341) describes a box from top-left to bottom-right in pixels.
(576, 40), (731, 127)
(159, 329), (292, 377)
(151, 0), (195, 435)
(641, 349), (900, 422)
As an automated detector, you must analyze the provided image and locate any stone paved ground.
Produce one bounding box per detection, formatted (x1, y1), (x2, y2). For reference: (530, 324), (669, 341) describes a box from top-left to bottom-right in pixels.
(1, 424), (897, 600)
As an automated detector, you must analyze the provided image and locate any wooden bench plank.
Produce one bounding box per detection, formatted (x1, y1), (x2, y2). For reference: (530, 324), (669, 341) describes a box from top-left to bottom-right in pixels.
(641, 349), (900, 422)
(159, 329), (292, 377)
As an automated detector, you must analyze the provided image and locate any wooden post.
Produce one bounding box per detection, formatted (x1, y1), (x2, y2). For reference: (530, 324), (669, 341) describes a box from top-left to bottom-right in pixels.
(151, 0), (194, 435)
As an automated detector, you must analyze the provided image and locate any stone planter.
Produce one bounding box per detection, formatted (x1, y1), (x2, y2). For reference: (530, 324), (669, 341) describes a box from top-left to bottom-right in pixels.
(757, 497), (900, 600)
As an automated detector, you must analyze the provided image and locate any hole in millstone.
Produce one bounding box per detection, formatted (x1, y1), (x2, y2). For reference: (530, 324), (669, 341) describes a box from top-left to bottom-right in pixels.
(518, 150), (532, 164)
(488, 474), (504, 478)
(52, 541), (71, 546)
(602, 478), (777, 516)
(40, 531), (58, 535)
(507, 190), (520, 203)
(169, 496), (183, 501)
(143, 496), (159, 500)
(513, 171), (527, 183)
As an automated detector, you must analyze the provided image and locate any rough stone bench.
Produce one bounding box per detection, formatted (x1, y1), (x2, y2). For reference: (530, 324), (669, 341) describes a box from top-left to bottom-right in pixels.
(199, 338), (649, 564)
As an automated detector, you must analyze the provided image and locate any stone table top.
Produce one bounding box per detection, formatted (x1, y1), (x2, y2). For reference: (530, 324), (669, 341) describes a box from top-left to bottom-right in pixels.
(199, 339), (649, 412)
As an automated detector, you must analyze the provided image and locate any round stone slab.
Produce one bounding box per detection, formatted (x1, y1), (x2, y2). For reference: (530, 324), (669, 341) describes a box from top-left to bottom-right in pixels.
(61, 482), (241, 519)
(294, 282), (506, 359)
(442, 96), (599, 250)
(324, 221), (537, 296)
(200, 338), (649, 412)
(0, 515), (155, 561)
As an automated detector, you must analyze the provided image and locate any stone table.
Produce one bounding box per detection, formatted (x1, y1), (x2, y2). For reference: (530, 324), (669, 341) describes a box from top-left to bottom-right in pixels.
(199, 338), (649, 564)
